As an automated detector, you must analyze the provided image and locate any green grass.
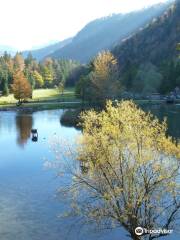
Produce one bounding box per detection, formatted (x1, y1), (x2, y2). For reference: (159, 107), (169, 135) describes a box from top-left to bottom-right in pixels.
(32, 88), (76, 101)
(2, 89), (180, 111)
(0, 94), (16, 104)
(0, 88), (77, 106)
(33, 89), (60, 100)
(0, 87), (84, 110)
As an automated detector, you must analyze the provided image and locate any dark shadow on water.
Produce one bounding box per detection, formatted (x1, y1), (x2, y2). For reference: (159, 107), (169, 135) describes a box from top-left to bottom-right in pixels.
(60, 109), (82, 130)
(60, 104), (180, 141)
(142, 103), (180, 140)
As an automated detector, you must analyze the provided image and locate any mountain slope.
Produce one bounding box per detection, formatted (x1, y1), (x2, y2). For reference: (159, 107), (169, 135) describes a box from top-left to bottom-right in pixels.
(48, 2), (172, 63)
(113, 0), (180, 68)
(22, 38), (72, 61)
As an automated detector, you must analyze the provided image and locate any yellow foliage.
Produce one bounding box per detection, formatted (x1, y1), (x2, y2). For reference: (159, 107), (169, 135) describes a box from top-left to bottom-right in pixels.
(56, 100), (180, 238)
(93, 51), (117, 80)
(90, 51), (120, 102)
(75, 100), (180, 236)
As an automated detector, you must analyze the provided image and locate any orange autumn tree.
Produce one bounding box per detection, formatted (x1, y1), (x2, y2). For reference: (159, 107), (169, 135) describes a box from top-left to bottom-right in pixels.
(12, 70), (32, 104)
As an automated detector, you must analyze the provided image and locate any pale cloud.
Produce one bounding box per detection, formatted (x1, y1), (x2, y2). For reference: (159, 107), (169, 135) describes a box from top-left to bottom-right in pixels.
(0, 0), (168, 50)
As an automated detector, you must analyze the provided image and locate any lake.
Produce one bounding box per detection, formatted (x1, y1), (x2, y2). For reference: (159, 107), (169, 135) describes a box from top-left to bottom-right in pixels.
(0, 105), (180, 240)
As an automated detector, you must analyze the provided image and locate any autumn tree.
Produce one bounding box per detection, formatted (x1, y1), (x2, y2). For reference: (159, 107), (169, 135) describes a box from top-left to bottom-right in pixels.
(12, 70), (32, 104)
(90, 51), (120, 104)
(32, 70), (44, 88)
(42, 66), (53, 87)
(14, 53), (25, 71)
(53, 101), (180, 240)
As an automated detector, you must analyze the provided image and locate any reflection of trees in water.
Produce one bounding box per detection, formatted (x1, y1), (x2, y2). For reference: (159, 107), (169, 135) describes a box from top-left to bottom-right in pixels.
(142, 104), (180, 141)
(16, 114), (33, 147)
(0, 113), (16, 134)
(60, 109), (81, 129)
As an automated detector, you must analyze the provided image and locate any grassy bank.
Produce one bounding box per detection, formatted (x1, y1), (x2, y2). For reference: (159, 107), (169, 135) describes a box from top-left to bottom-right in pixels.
(1, 89), (180, 112)
(32, 88), (76, 101)
(0, 101), (85, 112)
(0, 88), (76, 105)
(0, 87), (84, 110)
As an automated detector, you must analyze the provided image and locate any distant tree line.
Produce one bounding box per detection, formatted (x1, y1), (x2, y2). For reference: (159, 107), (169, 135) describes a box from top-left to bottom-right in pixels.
(1, 46), (180, 104)
(75, 49), (180, 104)
(120, 60), (180, 95)
(0, 52), (83, 96)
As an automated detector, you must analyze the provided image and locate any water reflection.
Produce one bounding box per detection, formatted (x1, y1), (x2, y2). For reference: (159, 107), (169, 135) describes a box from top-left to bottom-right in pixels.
(59, 105), (180, 239)
(60, 109), (81, 129)
(142, 104), (180, 139)
(0, 111), (16, 135)
(0, 108), (179, 239)
(16, 114), (33, 147)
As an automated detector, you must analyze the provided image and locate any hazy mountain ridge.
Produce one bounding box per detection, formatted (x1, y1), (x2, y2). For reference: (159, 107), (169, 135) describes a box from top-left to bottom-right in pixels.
(0, 45), (17, 56)
(22, 38), (72, 60)
(47, 2), (172, 63)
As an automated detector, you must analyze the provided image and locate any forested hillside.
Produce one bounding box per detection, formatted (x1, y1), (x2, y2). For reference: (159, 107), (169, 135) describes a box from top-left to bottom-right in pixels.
(48, 2), (171, 63)
(112, 0), (180, 94)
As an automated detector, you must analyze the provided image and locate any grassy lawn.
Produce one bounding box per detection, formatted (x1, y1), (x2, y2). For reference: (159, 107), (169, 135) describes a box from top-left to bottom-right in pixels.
(0, 94), (16, 104)
(0, 88), (77, 106)
(32, 88), (76, 101)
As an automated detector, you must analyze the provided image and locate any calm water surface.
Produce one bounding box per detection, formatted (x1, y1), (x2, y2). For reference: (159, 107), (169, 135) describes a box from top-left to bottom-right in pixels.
(0, 106), (180, 240)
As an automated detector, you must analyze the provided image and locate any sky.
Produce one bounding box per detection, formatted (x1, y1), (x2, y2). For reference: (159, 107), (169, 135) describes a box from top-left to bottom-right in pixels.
(0, 0), (168, 51)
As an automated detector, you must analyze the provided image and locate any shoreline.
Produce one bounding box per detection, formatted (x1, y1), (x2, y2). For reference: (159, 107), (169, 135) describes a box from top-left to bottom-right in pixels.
(0, 101), (83, 112)
(0, 99), (180, 112)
